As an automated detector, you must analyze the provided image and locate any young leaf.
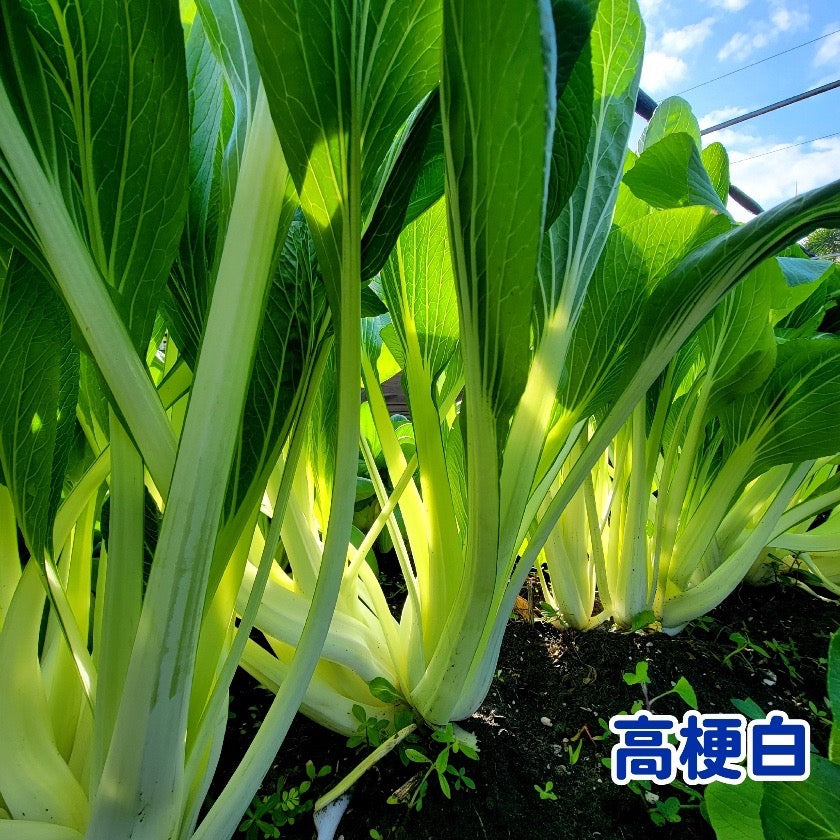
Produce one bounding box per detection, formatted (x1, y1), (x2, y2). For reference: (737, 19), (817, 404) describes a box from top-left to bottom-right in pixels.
(368, 677), (403, 705)
(623, 661), (649, 685)
(671, 677), (697, 709)
(702, 142), (730, 205)
(624, 133), (727, 215)
(639, 96), (702, 152)
(730, 697), (766, 721)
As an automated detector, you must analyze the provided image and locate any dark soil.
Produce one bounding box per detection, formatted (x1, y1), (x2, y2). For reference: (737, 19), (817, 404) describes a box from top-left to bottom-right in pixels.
(210, 583), (839, 840)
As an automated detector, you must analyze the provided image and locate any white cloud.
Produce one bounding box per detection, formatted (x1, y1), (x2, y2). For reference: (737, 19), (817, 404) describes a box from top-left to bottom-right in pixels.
(718, 30), (769, 61)
(660, 18), (716, 53)
(814, 27), (840, 67)
(771, 6), (808, 32)
(722, 133), (840, 221)
(709, 126), (764, 148)
(638, 0), (667, 21)
(641, 51), (689, 93)
(717, 3), (808, 61)
(707, 0), (749, 11)
(699, 106), (749, 129)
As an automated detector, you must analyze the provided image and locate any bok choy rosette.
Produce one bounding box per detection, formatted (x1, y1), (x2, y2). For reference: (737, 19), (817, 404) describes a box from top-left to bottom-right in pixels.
(0, 0), (839, 837)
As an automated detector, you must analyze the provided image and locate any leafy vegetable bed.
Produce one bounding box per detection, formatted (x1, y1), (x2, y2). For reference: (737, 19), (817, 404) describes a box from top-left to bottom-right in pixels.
(211, 583), (837, 839)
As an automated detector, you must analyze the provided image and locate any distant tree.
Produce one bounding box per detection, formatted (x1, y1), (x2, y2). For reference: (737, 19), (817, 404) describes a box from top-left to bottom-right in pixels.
(805, 227), (840, 260)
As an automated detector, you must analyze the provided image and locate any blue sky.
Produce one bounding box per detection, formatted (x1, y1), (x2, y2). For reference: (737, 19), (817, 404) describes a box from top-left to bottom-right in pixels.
(634, 0), (840, 221)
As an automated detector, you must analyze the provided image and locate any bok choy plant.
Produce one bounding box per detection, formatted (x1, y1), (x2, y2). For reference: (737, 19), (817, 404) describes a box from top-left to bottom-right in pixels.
(0, 0), (437, 836)
(539, 99), (840, 632)
(0, 0), (839, 838)
(238, 0), (840, 742)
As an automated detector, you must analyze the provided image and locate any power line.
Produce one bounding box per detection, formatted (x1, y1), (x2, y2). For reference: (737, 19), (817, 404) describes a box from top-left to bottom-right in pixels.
(674, 27), (840, 96)
(700, 78), (840, 135)
(730, 130), (840, 164)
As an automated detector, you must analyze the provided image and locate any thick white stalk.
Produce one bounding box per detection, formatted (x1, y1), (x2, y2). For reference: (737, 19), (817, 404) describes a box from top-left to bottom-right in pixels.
(90, 413), (144, 791)
(193, 82), (365, 840)
(85, 87), (288, 840)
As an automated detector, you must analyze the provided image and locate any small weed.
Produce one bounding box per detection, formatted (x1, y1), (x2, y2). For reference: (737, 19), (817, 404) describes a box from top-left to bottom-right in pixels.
(730, 696), (766, 720)
(722, 631), (770, 669)
(238, 761), (331, 839)
(807, 699), (831, 725)
(534, 780), (558, 800)
(603, 666), (702, 828)
(347, 705), (392, 749)
(387, 722), (478, 811)
(625, 778), (702, 827)
(764, 637), (803, 684)
(347, 677), (415, 750)
(623, 661), (697, 710)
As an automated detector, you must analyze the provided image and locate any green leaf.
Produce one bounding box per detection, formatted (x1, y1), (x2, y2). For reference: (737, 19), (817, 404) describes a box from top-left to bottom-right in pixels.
(361, 286), (388, 319)
(540, 0), (644, 326)
(562, 207), (730, 418)
(623, 661), (649, 685)
(828, 630), (839, 762)
(1, 0), (189, 350)
(702, 143), (730, 205)
(615, 151), (652, 228)
(720, 337), (840, 479)
(368, 677), (402, 705)
(195, 0), (264, 251)
(240, 0), (441, 298)
(442, 0), (556, 432)
(630, 609), (657, 631)
(761, 755), (840, 840)
(435, 747), (450, 775)
(623, 181), (840, 385)
(543, 0), (597, 229)
(166, 15), (231, 367)
(731, 697), (766, 721)
(705, 778), (765, 840)
(0, 254), (78, 560)
(639, 96), (701, 152)
(361, 91), (442, 281)
(697, 259), (777, 404)
(624, 133), (728, 215)
(778, 256), (834, 287)
(379, 199), (460, 385)
(768, 257), (835, 324)
(671, 677), (697, 709)
(352, 704), (368, 724)
(404, 748), (429, 764)
(223, 215), (328, 525)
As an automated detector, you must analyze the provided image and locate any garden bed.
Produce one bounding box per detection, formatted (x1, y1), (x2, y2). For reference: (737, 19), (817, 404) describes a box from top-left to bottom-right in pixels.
(211, 582), (838, 840)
